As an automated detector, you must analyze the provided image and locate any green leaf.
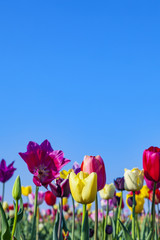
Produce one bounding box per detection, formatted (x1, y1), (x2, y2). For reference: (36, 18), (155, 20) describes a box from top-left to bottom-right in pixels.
(146, 230), (153, 240)
(118, 219), (132, 240)
(111, 216), (116, 239)
(53, 211), (63, 240)
(81, 210), (89, 240)
(0, 202), (11, 240)
(118, 218), (131, 238)
(141, 214), (147, 240)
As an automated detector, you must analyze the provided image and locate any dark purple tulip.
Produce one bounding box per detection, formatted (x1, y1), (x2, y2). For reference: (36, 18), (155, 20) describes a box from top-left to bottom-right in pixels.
(0, 159), (16, 183)
(105, 225), (113, 234)
(114, 177), (125, 191)
(72, 162), (81, 174)
(49, 178), (70, 198)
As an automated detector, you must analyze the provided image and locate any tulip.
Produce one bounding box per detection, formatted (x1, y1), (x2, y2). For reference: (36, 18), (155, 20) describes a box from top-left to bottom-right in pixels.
(19, 140), (70, 187)
(149, 189), (160, 204)
(143, 146), (160, 182)
(81, 155), (106, 191)
(45, 191), (56, 206)
(112, 192), (124, 209)
(49, 178), (70, 198)
(62, 197), (68, 205)
(69, 171), (97, 204)
(0, 159), (16, 183)
(2, 201), (8, 211)
(124, 168), (144, 191)
(72, 162), (81, 174)
(12, 175), (21, 201)
(90, 210), (103, 222)
(114, 177), (125, 191)
(100, 199), (114, 211)
(99, 183), (115, 200)
(21, 185), (32, 196)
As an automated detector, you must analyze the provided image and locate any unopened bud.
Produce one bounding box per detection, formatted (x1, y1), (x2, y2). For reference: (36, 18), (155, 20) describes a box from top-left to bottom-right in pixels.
(12, 175), (21, 200)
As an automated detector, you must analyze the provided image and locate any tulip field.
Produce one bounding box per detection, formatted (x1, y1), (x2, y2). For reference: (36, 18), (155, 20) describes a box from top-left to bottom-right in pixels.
(0, 140), (160, 240)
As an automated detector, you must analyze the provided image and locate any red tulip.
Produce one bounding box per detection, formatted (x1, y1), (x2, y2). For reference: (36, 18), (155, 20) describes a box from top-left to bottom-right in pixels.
(149, 189), (160, 204)
(143, 146), (160, 182)
(45, 191), (56, 206)
(81, 155), (106, 191)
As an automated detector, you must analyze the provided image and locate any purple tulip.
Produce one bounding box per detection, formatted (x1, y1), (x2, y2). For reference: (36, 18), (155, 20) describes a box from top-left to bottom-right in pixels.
(19, 140), (70, 187)
(49, 178), (70, 198)
(0, 159), (16, 183)
(28, 191), (45, 206)
(72, 162), (81, 174)
(114, 177), (125, 191)
(144, 176), (160, 190)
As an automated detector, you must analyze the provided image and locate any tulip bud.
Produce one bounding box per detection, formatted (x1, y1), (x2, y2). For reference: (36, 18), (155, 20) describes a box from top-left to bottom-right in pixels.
(99, 183), (115, 200)
(2, 201), (8, 211)
(114, 177), (125, 191)
(12, 175), (21, 200)
(89, 228), (94, 237)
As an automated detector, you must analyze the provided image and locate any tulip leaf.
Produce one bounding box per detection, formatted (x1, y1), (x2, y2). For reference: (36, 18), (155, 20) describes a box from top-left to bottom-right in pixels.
(111, 216), (116, 239)
(141, 215), (147, 240)
(118, 219), (132, 240)
(117, 218), (131, 238)
(53, 211), (63, 240)
(0, 202), (11, 240)
(81, 210), (89, 240)
(146, 229), (153, 240)
(8, 197), (24, 230)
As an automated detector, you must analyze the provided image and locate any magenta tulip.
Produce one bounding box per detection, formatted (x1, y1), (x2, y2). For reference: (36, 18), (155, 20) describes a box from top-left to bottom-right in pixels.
(19, 140), (70, 187)
(0, 159), (16, 183)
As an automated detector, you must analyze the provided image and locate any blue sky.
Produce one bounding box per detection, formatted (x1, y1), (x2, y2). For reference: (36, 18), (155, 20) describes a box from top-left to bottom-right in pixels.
(0, 1), (160, 206)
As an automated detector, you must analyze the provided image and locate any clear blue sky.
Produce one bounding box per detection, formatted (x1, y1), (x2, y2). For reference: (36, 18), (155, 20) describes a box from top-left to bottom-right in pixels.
(0, 1), (160, 205)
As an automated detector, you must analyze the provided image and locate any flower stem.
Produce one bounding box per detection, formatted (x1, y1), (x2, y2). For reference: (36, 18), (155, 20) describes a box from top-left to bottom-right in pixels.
(11, 199), (18, 240)
(94, 194), (98, 240)
(151, 182), (157, 239)
(116, 191), (123, 236)
(103, 199), (109, 240)
(36, 206), (39, 240)
(132, 191), (136, 240)
(71, 196), (75, 240)
(81, 204), (86, 240)
(2, 182), (5, 204)
(30, 186), (39, 240)
(58, 197), (63, 240)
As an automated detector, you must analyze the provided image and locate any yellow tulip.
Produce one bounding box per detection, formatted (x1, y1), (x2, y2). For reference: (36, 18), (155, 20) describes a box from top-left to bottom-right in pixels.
(2, 201), (8, 211)
(140, 185), (149, 199)
(126, 193), (145, 214)
(69, 171), (97, 204)
(99, 183), (115, 200)
(124, 168), (144, 191)
(87, 203), (92, 211)
(21, 186), (32, 196)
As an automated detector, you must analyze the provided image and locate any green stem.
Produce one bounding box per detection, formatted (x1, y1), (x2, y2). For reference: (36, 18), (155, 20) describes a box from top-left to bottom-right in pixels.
(71, 196), (75, 240)
(136, 214), (140, 240)
(11, 199), (18, 239)
(157, 204), (159, 237)
(103, 199), (109, 240)
(58, 198), (63, 240)
(81, 204), (86, 240)
(94, 194), (98, 240)
(116, 191), (123, 236)
(2, 182), (5, 204)
(36, 206), (39, 240)
(132, 191), (136, 240)
(30, 186), (39, 240)
(151, 182), (157, 239)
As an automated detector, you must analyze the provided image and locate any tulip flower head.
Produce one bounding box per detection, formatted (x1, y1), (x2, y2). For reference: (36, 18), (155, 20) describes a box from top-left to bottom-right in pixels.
(112, 192), (124, 209)
(45, 191), (56, 206)
(81, 155), (106, 191)
(49, 178), (70, 198)
(149, 189), (160, 204)
(114, 177), (125, 191)
(143, 146), (160, 182)
(19, 140), (70, 187)
(0, 159), (16, 183)
(72, 162), (81, 174)
(99, 183), (115, 200)
(144, 175), (160, 190)
(140, 185), (150, 199)
(21, 186), (32, 196)
(69, 171), (97, 204)
(124, 168), (144, 191)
